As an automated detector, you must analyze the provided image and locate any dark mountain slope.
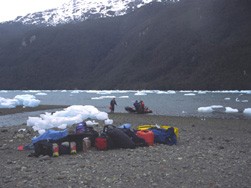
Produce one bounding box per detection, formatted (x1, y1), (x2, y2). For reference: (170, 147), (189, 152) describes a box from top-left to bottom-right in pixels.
(0, 3), (166, 89)
(0, 18), (125, 89)
(0, 0), (250, 90)
(90, 0), (251, 90)
(0, 22), (38, 45)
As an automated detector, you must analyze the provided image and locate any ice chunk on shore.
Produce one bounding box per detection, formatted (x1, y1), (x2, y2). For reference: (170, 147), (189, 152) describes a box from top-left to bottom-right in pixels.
(86, 120), (98, 126)
(0, 95), (40, 108)
(105, 119), (113, 125)
(0, 98), (18, 108)
(198, 107), (213, 113)
(211, 105), (224, 109)
(225, 107), (238, 113)
(27, 105), (109, 131)
(22, 98), (40, 107)
(243, 108), (251, 114)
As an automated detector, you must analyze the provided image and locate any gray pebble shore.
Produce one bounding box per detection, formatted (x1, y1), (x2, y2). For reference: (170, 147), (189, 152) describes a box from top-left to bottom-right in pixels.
(1, 113), (251, 188)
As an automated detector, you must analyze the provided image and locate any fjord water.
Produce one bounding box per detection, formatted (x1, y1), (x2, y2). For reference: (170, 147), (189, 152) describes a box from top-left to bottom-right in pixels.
(0, 90), (251, 127)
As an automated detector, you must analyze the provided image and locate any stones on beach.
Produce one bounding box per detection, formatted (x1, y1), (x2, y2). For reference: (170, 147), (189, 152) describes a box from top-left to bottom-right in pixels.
(56, 174), (67, 180)
(38, 155), (51, 161)
(0, 144), (8, 150)
(21, 166), (28, 172)
(1, 129), (8, 133)
(218, 146), (225, 150)
(1, 115), (251, 188)
(16, 133), (25, 139)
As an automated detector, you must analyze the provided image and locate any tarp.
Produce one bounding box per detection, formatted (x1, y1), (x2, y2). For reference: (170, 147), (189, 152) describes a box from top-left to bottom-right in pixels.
(118, 124), (131, 129)
(32, 129), (68, 144)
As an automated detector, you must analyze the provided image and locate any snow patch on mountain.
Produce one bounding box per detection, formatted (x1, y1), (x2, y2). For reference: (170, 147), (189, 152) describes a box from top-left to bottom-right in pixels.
(12, 0), (167, 26)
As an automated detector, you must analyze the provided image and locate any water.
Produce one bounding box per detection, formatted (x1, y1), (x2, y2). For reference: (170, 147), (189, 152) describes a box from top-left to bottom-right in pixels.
(0, 90), (251, 127)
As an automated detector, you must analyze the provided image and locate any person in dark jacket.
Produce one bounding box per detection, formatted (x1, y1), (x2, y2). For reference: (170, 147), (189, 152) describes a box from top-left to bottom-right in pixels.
(138, 100), (145, 113)
(110, 98), (117, 113)
(134, 100), (139, 111)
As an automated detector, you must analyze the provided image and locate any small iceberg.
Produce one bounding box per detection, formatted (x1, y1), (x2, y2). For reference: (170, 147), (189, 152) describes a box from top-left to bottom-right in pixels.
(198, 107), (213, 113)
(135, 92), (147, 96)
(184, 93), (196, 96)
(243, 108), (251, 114)
(225, 107), (238, 113)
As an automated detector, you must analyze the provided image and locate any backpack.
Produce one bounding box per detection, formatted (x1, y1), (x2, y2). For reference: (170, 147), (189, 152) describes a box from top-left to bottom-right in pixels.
(95, 125), (115, 150)
(34, 140), (53, 157)
(95, 135), (115, 150)
(120, 128), (147, 147)
(75, 122), (87, 134)
(102, 125), (117, 134)
(75, 122), (99, 147)
(107, 127), (136, 149)
(85, 126), (99, 147)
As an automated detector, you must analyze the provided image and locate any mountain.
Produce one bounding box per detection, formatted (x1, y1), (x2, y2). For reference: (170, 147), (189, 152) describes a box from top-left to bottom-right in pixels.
(90, 0), (251, 90)
(0, 0), (250, 90)
(10, 0), (177, 26)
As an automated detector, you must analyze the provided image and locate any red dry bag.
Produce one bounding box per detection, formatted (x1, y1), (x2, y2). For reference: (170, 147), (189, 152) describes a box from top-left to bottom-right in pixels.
(137, 130), (154, 146)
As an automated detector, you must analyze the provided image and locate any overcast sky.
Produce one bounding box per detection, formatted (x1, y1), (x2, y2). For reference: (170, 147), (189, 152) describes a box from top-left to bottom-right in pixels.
(0, 0), (66, 22)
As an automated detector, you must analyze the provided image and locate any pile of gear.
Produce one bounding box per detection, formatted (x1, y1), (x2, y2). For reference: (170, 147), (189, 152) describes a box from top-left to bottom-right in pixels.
(29, 121), (178, 157)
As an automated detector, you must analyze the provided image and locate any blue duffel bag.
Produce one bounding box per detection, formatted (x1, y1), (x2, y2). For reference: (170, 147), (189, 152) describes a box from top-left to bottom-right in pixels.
(147, 127), (177, 145)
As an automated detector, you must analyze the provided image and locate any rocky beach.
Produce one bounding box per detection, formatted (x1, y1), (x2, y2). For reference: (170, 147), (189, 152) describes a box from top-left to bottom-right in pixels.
(0, 106), (251, 188)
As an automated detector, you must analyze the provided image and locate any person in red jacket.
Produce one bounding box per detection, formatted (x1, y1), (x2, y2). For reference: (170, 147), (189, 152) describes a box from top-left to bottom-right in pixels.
(140, 100), (145, 109)
(137, 100), (145, 113)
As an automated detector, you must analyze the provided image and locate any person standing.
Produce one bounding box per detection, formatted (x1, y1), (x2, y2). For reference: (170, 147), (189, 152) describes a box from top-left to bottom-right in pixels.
(134, 100), (139, 112)
(138, 100), (145, 113)
(110, 98), (117, 113)
(140, 100), (145, 109)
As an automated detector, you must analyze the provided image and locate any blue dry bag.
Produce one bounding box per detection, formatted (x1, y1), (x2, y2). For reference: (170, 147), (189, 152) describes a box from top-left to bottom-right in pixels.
(148, 127), (177, 145)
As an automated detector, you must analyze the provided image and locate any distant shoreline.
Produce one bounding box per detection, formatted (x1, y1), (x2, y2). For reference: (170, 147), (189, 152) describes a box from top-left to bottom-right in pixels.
(0, 105), (69, 116)
(1, 105), (251, 122)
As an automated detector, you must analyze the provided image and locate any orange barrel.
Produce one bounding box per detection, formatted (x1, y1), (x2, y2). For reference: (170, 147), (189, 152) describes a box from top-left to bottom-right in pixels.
(137, 130), (154, 146)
